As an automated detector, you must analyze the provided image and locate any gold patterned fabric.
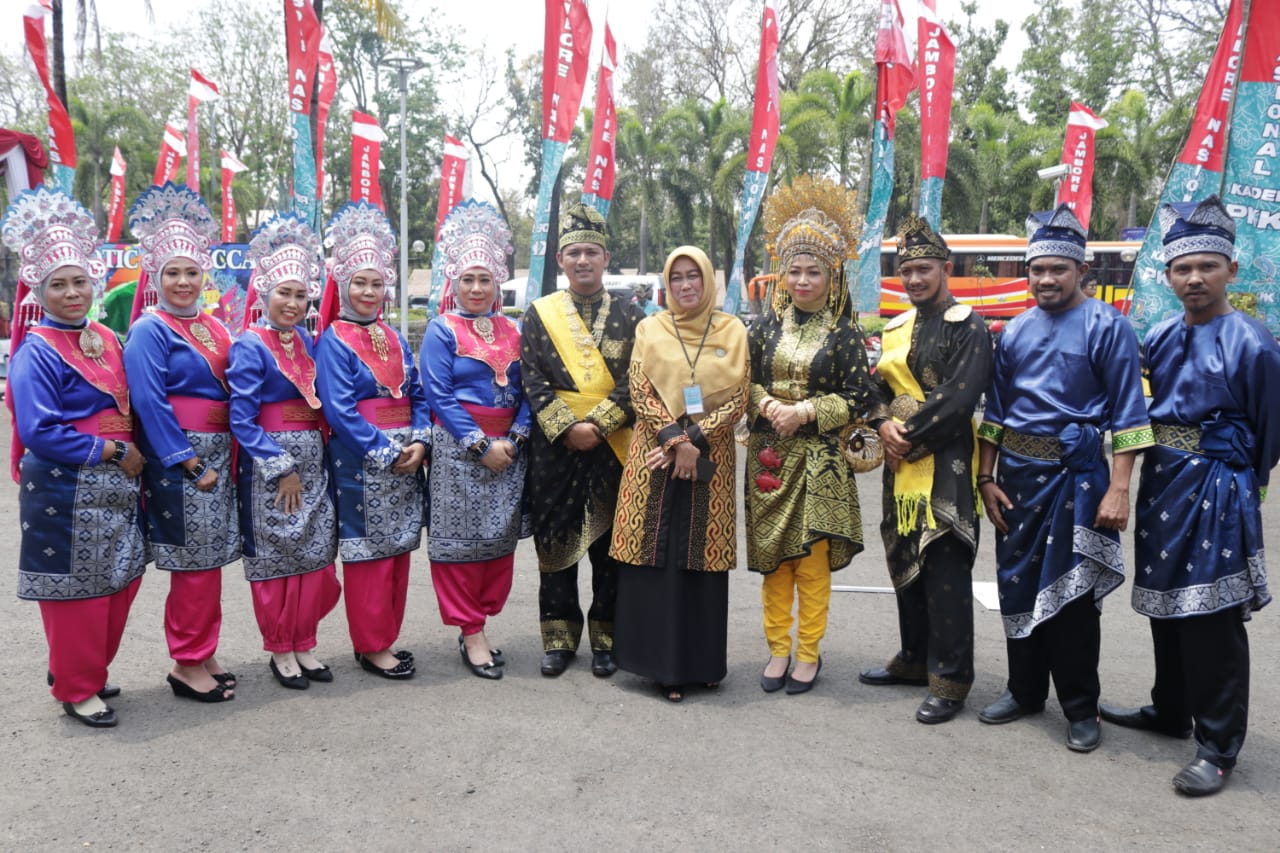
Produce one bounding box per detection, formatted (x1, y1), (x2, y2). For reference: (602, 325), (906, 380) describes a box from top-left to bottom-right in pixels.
(745, 306), (874, 573)
(1153, 422), (1202, 453)
(1001, 429), (1065, 461)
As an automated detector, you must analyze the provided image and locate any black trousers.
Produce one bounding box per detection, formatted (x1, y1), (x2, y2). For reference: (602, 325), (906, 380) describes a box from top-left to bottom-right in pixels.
(538, 533), (618, 653)
(893, 533), (975, 700)
(1006, 594), (1100, 721)
(1149, 609), (1250, 769)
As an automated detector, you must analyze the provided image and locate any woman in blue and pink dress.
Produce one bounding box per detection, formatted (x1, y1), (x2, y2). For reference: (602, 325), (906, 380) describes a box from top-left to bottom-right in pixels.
(229, 213), (340, 690)
(3, 186), (146, 727)
(316, 201), (430, 680)
(123, 183), (241, 703)
(420, 201), (530, 680)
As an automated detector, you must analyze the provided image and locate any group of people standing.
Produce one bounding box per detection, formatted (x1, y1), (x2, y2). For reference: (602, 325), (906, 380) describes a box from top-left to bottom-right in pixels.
(4, 172), (1277, 799)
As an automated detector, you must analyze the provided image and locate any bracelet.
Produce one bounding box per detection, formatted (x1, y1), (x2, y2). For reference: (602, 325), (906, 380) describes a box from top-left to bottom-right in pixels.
(976, 475), (995, 487)
(662, 433), (692, 451)
(805, 400), (817, 424)
(469, 438), (491, 460)
(184, 461), (209, 482)
(109, 440), (128, 465)
(760, 396), (778, 417)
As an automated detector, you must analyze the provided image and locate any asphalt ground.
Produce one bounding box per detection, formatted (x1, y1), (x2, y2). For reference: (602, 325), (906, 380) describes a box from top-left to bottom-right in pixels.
(1, 434), (1277, 851)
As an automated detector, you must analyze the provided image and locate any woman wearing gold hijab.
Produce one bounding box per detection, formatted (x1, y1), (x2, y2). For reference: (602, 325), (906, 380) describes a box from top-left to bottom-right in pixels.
(610, 246), (749, 702)
(747, 176), (874, 695)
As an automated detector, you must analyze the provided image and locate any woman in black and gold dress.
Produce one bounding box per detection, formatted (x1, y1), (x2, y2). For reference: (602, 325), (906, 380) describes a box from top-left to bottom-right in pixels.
(746, 175), (874, 695)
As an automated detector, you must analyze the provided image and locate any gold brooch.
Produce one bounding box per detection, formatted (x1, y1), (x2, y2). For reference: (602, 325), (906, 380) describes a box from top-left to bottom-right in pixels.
(472, 316), (496, 344)
(279, 329), (296, 359)
(79, 327), (105, 360)
(190, 321), (219, 352)
(369, 323), (390, 361)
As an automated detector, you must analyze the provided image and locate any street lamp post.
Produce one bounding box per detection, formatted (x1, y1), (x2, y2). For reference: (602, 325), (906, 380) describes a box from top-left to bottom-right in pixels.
(380, 55), (425, 338)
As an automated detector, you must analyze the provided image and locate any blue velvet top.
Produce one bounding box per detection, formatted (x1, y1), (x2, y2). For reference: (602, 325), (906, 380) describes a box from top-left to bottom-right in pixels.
(122, 312), (229, 467)
(228, 327), (319, 480)
(9, 318), (116, 467)
(420, 312), (531, 449)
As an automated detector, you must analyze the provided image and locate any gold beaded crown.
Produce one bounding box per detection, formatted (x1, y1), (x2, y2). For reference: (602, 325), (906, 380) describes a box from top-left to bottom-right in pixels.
(896, 214), (949, 261)
(763, 175), (861, 272)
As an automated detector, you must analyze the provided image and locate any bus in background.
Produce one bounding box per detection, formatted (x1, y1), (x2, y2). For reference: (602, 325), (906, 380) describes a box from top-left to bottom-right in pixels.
(877, 235), (1140, 317)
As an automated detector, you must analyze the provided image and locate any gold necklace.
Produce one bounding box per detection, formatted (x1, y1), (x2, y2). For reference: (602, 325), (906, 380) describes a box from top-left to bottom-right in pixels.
(278, 328), (296, 359)
(189, 321), (218, 352)
(78, 326), (105, 360)
(560, 290), (611, 383)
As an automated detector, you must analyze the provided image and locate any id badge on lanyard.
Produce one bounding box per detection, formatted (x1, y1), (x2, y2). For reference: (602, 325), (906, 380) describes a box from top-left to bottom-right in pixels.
(683, 384), (704, 416)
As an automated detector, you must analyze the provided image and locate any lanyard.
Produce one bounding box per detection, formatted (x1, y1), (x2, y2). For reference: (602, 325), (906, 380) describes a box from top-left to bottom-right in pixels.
(671, 311), (714, 383)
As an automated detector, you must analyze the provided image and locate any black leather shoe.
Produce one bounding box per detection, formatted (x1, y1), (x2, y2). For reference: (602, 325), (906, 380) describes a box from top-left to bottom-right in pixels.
(760, 658), (789, 693)
(459, 638), (503, 680)
(1099, 703), (1192, 739)
(166, 674), (234, 703)
(355, 648), (414, 664)
(299, 664), (333, 683)
(858, 666), (928, 687)
(1067, 717), (1102, 753)
(785, 657), (822, 695)
(270, 658), (309, 690)
(356, 653), (415, 680)
(916, 694), (964, 724)
(48, 671), (121, 699)
(62, 701), (118, 728)
(540, 650), (574, 677)
(1173, 758), (1230, 797)
(591, 650), (618, 678)
(978, 690), (1044, 725)
(458, 634), (504, 667)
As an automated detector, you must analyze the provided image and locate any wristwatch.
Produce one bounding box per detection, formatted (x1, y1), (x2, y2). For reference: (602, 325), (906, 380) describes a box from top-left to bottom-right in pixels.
(109, 440), (128, 465)
(468, 438), (491, 460)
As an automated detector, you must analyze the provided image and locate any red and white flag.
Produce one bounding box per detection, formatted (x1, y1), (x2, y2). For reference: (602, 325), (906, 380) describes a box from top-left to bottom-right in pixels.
(22, 1), (77, 173)
(917, 1), (954, 182)
(153, 122), (187, 186)
(435, 135), (469, 238)
(106, 147), (127, 242)
(747, 0), (780, 174)
(351, 110), (386, 209)
(187, 68), (221, 188)
(315, 27), (337, 208)
(583, 22), (618, 204)
(541, 0), (592, 145)
(220, 150), (248, 243)
(1059, 102), (1108, 229)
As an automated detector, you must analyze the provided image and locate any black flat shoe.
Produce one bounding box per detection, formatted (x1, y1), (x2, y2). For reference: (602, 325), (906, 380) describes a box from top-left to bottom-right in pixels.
(978, 690), (1044, 725)
(355, 648), (414, 664)
(858, 666), (928, 687)
(48, 671), (121, 699)
(458, 635), (504, 667)
(269, 658), (309, 690)
(760, 658), (789, 693)
(785, 657), (822, 695)
(166, 674), (234, 703)
(62, 701), (118, 728)
(299, 663), (333, 683)
(591, 650), (618, 678)
(540, 650), (574, 677)
(1173, 758), (1231, 797)
(916, 694), (964, 724)
(458, 638), (502, 680)
(1099, 702), (1192, 739)
(1067, 717), (1102, 753)
(356, 653), (415, 680)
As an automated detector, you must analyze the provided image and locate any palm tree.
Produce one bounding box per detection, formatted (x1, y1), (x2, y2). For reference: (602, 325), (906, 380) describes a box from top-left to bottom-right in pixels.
(663, 98), (748, 274)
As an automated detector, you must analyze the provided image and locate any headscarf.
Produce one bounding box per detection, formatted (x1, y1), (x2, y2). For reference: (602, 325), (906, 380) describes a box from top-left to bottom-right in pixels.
(323, 200), (397, 322)
(636, 246), (747, 420)
(438, 200), (512, 314)
(127, 182), (217, 318)
(1158, 195), (1235, 263)
(245, 212), (323, 330)
(0, 185), (106, 331)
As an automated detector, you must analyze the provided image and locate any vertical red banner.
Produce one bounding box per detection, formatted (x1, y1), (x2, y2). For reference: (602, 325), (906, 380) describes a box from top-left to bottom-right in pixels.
(284, 0), (322, 114)
(917, 7), (954, 181)
(1059, 101), (1108, 229)
(187, 69), (221, 189)
(542, 0), (593, 144)
(220, 150), (248, 242)
(22, 2), (77, 173)
(875, 0), (915, 136)
(583, 22), (618, 202)
(1179, 0), (1244, 171)
(106, 147), (127, 241)
(435, 135), (469, 238)
(351, 110), (386, 209)
(153, 122), (187, 186)
(747, 1), (780, 173)
(315, 28), (337, 207)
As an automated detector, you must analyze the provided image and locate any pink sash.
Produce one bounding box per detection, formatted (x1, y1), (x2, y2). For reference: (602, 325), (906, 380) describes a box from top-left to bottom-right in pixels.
(258, 400), (327, 433)
(356, 397), (412, 429)
(69, 408), (134, 441)
(168, 395), (231, 433)
(433, 403), (515, 438)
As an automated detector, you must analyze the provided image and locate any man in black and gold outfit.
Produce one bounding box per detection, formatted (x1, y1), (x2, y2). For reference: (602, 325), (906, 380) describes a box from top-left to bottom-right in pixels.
(859, 215), (992, 723)
(521, 204), (645, 678)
